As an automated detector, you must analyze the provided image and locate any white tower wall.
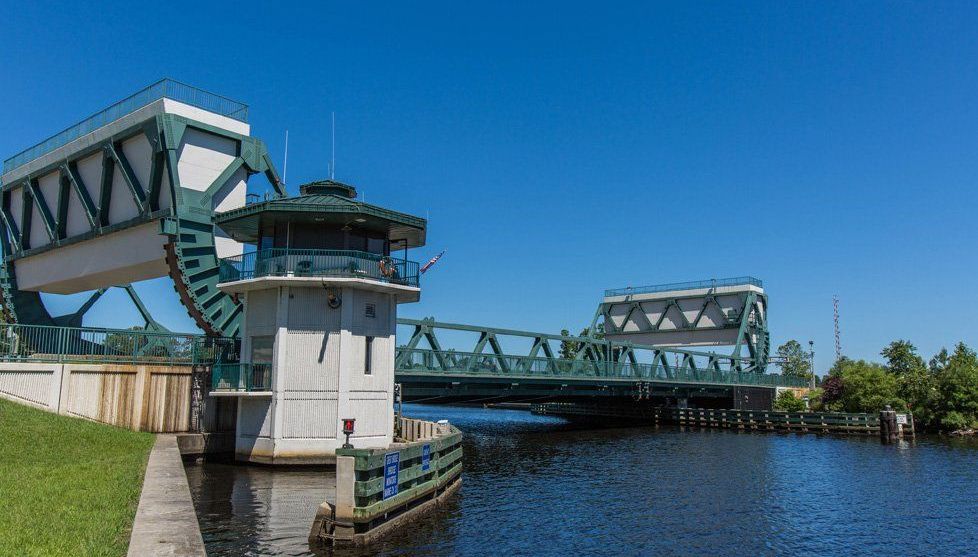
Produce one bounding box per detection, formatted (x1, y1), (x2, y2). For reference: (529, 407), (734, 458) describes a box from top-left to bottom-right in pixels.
(233, 285), (398, 465)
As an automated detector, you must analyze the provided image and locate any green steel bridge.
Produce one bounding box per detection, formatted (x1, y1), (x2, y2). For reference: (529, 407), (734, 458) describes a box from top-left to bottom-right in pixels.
(0, 80), (799, 411)
(393, 318), (803, 406)
(0, 317), (803, 402)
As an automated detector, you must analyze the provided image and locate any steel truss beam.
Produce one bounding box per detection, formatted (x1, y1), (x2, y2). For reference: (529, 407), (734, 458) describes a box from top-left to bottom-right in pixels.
(394, 318), (775, 390)
(589, 289), (770, 372)
(0, 112), (285, 338)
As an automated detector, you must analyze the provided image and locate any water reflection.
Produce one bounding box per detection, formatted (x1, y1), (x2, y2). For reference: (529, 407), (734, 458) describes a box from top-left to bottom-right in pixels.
(185, 460), (333, 556)
(187, 404), (978, 557)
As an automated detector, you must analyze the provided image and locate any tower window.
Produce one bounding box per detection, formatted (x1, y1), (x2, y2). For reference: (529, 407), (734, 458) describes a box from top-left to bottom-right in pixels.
(365, 303), (376, 318)
(365, 336), (373, 375)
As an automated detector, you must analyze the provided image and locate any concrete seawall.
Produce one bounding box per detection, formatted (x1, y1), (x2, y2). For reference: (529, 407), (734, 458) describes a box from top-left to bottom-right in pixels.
(128, 435), (206, 556)
(0, 361), (233, 433)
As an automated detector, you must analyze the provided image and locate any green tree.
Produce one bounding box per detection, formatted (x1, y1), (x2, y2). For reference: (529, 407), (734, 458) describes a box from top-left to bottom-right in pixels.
(103, 326), (145, 356)
(558, 329), (580, 360)
(834, 359), (905, 413)
(805, 387), (824, 410)
(934, 342), (978, 431)
(776, 340), (812, 379)
(881, 340), (937, 428)
(559, 327), (602, 360)
(929, 348), (950, 374)
(774, 390), (806, 412)
(881, 340), (926, 375)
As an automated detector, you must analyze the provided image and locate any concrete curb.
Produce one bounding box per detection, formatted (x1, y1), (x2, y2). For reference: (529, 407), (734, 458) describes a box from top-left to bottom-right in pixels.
(127, 435), (206, 557)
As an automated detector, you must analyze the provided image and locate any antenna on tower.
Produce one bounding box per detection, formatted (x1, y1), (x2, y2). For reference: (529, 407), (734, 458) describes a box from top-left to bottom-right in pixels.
(833, 295), (842, 361)
(282, 130), (289, 187)
(330, 112), (335, 180)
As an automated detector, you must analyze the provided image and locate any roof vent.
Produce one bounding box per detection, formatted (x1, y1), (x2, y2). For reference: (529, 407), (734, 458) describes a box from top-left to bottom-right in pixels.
(299, 179), (357, 198)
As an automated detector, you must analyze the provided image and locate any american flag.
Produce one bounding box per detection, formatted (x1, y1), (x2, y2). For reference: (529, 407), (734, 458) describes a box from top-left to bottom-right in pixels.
(420, 250), (446, 274)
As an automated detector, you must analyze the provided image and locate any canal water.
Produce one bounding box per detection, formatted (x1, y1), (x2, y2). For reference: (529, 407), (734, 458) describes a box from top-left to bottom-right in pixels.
(186, 404), (978, 556)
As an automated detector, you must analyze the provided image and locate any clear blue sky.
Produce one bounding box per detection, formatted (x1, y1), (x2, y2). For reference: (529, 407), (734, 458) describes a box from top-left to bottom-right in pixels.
(3, 1), (977, 372)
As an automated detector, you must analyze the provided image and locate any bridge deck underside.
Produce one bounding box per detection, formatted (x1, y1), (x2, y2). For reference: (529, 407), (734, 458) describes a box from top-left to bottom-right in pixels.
(395, 371), (758, 402)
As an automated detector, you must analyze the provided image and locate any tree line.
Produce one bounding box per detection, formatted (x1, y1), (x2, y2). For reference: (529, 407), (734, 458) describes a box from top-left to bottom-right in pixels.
(775, 339), (978, 432)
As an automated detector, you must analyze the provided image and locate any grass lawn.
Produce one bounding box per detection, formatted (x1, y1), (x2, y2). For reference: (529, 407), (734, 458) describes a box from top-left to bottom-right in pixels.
(0, 398), (155, 557)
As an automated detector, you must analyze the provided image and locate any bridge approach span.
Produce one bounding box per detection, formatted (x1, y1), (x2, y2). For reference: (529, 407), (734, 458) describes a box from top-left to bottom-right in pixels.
(393, 318), (801, 404)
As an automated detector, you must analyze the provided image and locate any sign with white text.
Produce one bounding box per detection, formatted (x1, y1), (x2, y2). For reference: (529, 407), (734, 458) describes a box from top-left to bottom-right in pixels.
(383, 452), (400, 499)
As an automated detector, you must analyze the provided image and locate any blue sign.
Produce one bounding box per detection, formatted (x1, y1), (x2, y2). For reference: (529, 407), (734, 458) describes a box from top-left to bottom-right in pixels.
(383, 452), (400, 500)
(421, 444), (431, 471)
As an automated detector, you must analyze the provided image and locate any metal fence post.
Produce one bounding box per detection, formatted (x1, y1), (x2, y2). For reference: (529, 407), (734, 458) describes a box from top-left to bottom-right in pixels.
(58, 326), (67, 364)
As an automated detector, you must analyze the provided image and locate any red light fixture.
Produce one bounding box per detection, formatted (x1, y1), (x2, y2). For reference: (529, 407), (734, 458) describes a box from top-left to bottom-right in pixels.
(341, 418), (355, 448)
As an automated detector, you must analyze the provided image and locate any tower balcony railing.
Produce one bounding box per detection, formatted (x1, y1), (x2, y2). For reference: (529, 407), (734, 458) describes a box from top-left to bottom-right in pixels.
(218, 248), (420, 287)
(211, 362), (272, 392)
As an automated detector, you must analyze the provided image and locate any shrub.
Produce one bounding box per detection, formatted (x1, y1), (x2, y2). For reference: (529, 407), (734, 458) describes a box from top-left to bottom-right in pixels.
(774, 390), (807, 412)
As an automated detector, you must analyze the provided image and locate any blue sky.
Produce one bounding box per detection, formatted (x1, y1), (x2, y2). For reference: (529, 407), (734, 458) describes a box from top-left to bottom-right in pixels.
(2, 1), (977, 372)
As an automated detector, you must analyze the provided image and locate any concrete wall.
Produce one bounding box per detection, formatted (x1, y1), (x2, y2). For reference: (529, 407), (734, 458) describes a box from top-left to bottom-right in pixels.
(15, 222), (170, 293)
(0, 361), (197, 432)
(235, 285), (397, 464)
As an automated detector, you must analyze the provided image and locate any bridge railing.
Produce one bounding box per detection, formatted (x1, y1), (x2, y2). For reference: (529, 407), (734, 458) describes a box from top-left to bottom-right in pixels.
(211, 362), (271, 392)
(395, 347), (806, 387)
(604, 276), (763, 298)
(219, 248), (419, 287)
(0, 322), (238, 365)
(3, 79), (249, 175)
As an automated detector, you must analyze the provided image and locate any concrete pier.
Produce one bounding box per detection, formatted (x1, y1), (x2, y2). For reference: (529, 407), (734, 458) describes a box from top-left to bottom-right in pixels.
(127, 435), (206, 557)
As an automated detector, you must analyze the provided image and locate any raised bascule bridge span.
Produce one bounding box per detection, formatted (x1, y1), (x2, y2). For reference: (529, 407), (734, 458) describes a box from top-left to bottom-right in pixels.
(0, 79), (285, 337)
(0, 81), (801, 433)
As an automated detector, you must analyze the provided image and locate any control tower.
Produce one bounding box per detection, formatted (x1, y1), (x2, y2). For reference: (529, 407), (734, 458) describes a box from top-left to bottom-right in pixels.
(210, 179), (426, 464)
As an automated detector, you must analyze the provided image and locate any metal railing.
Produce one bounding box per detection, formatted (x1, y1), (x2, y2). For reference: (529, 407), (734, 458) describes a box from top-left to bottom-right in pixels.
(211, 362), (272, 392)
(604, 276), (763, 298)
(219, 249), (420, 287)
(395, 347), (806, 387)
(4, 79), (249, 174)
(0, 322), (238, 365)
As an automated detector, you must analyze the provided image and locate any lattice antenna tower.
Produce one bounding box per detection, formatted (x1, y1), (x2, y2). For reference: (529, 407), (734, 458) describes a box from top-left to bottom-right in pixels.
(833, 295), (842, 361)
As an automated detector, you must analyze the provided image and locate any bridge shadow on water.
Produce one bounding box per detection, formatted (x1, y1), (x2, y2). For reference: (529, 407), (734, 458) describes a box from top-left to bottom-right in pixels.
(186, 403), (978, 557)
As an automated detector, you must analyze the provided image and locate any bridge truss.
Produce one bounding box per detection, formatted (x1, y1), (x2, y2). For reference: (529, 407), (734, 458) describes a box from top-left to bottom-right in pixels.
(0, 81), (285, 336)
(394, 318), (798, 401)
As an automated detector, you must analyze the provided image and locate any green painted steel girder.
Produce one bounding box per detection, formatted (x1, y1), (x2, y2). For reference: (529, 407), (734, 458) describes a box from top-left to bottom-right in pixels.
(0, 111), (283, 338)
(393, 318), (785, 396)
(589, 287), (770, 372)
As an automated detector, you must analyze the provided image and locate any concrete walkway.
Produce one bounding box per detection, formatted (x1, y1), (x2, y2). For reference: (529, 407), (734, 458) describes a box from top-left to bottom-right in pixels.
(127, 435), (206, 556)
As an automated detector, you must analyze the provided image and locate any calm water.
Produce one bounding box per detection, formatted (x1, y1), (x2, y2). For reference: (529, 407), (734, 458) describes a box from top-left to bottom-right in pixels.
(186, 404), (978, 556)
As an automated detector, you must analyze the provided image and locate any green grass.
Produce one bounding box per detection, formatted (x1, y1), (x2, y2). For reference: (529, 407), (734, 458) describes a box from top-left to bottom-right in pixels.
(0, 398), (155, 557)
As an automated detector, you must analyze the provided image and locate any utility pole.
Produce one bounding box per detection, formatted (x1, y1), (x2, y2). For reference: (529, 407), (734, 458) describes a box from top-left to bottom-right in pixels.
(808, 340), (815, 390)
(833, 295), (842, 362)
